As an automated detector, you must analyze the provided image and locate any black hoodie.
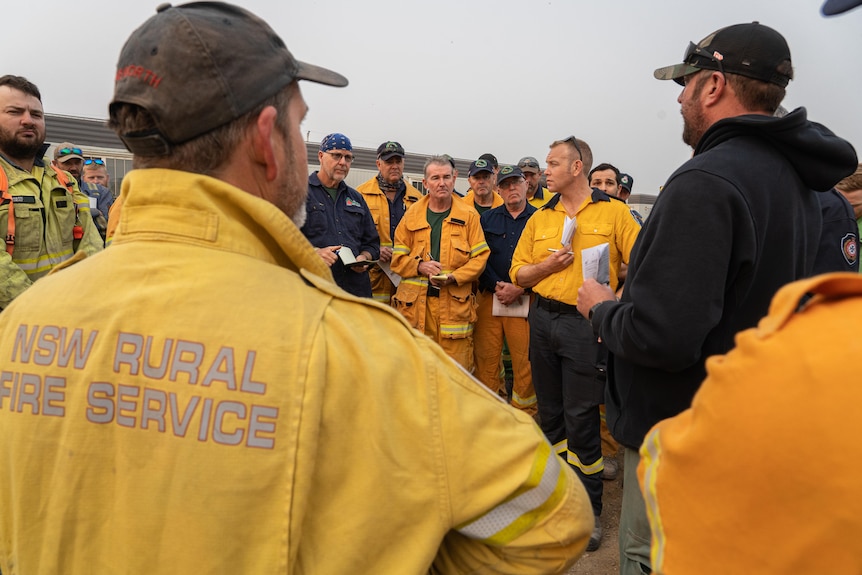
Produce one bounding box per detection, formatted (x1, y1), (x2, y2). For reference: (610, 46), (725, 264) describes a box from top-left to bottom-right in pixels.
(595, 107), (858, 449)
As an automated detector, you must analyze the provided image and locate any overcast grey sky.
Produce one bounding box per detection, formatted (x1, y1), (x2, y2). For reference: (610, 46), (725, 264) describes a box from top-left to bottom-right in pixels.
(2, 0), (859, 196)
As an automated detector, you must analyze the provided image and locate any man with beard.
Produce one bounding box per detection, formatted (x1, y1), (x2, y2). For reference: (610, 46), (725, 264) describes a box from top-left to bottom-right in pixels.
(301, 132), (379, 298)
(356, 140), (422, 303)
(0, 4), (594, 573)
(576, 22), (858, 575)
(0, 76), (102, 309)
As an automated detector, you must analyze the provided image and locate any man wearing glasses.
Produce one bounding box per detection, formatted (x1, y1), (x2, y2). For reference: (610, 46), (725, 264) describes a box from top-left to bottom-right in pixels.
(511, 136), (641, 552)
(577, 22), (857, 574)
(82, 156), (110, 189)
(301, 132), (379, 298)
(0, 78), (102, 310)
(52, 145), (114, 241)
(474, 165), (537, 412)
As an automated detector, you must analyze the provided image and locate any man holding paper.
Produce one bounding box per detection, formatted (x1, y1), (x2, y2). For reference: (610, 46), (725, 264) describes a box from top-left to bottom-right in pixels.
(474, 165), (538, 415)
(301, 133), (380, 297)
(510, 136), (640, 551)
(391, 156), (489, 371)
(356, 141), (423, 304)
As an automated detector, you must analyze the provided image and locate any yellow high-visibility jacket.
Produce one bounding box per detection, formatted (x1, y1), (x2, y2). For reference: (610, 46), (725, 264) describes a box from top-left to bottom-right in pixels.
(356, 175), (422, 303)
(0, 155), (102, 308)
(0, 168), (592, 574)
(391, 194), (490, 337)
(639, 273), (862, 575)
(463, 189), (504, 211)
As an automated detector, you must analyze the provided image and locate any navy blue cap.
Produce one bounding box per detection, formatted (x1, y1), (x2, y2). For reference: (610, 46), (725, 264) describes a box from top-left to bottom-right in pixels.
(468, 158), (495, 177)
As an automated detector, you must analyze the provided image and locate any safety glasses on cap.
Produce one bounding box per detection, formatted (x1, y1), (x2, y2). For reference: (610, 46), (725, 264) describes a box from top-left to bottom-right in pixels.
(58, 147), (83, 156)
(683, 41), (725, 76)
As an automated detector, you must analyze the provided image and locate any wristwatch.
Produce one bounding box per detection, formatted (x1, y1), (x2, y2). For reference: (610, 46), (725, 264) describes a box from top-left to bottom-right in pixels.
(588, 301), (605, 322)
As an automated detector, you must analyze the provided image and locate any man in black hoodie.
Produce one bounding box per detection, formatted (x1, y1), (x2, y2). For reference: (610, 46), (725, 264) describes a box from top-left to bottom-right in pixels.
(577, 22), (857, 575)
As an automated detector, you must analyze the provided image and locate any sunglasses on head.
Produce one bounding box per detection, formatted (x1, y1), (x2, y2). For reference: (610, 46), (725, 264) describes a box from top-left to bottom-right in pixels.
(562, 136), (584, 161)
(84, 158), (105, 166)
(58, 147), (83, 156)
(683, 41), (725, 75)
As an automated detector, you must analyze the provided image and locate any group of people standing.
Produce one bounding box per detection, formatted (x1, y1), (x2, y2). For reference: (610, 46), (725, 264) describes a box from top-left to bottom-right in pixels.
(294, 17), (862, 574)
(1, 2), (861, 574)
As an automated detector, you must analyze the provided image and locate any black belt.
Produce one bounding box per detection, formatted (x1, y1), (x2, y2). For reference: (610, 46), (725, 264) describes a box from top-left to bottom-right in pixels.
(536, 295), (579, 314)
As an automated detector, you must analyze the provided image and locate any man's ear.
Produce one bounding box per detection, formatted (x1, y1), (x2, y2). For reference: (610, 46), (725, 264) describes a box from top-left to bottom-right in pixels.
(702, 72), (727, 107)
(252, 106), (280, 182)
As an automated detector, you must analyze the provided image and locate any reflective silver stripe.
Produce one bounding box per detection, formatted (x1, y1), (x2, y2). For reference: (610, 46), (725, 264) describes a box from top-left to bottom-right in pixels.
(458, 450), (561, 540)
(641, 428), (666, 570)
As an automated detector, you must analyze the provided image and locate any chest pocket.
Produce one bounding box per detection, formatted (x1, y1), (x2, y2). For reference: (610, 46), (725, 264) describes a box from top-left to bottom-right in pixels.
(534, 225), (562, 253)
(368, 206), (381, 226)
(302, 201), (329, 238)
(4, 196), (45, 253)
(578, 222), (613, 246)
(51, 189), (78, 250)
(449, 233), (471, 268)
(340, 204), (367, 238)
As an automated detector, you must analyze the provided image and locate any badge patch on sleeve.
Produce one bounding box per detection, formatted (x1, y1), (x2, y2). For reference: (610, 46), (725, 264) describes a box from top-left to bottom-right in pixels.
(842, 233), (858, 266)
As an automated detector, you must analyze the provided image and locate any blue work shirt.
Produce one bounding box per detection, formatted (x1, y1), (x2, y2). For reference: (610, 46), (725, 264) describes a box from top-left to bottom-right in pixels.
(478, 202), (537, 293)
(78, 182), (114, 219)
(301, 172), (380, 298)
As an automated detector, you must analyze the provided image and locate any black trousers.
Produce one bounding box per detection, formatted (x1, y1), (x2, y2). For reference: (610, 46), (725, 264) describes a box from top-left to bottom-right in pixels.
(529, 299), (604, 516)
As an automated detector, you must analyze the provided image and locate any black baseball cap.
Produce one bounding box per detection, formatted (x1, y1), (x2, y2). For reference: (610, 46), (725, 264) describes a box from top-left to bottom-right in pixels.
(111, 2), (348, 155)
(822, 0), (862, 14)
(497, 165), (525, 185)
(377, 141), (405, 161)
(478, 153), (498, 169)
(654, 22), (792, 87)
(619, 173), (633, 193)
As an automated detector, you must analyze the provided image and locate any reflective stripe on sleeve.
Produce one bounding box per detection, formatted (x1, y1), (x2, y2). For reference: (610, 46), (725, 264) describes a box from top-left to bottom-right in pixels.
(511, 390), (537, 408)
(392, 244), (410, 256)
(457, 441), (567, 545)
(470, 241), (489, 257)
(440, 323), (473, 337)
(641, 428), (666, 571)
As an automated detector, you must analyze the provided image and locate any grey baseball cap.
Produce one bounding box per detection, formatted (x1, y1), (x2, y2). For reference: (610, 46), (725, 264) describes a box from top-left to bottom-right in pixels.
(110, 2), (348, 155)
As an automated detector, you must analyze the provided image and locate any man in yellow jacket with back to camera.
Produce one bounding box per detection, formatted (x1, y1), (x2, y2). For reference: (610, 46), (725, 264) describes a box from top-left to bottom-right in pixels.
(0, 2), (592, 574)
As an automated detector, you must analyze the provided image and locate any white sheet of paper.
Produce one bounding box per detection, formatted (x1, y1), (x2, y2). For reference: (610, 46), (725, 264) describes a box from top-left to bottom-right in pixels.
(88, 197), (98, 209)
(561, 215), (577, 247)
(581, 243), (610, 284)
(378, 260), (401, 287)
(492, 294), (530, 318)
